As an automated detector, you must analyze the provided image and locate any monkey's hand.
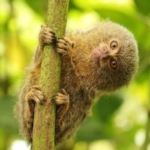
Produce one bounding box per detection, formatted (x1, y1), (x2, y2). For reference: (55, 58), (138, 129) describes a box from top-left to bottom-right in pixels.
(39, 25), (56, 49)
(55, 38), (74, 55)
(24, 86), (45, 131)
(55, 89), (70, 123)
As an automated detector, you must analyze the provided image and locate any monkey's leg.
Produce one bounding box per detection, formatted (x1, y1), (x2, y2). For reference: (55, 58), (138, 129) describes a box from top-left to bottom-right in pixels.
(55, 89), (70, 123)
(24, 86), (45, 137)
(55, 89), (70, 139)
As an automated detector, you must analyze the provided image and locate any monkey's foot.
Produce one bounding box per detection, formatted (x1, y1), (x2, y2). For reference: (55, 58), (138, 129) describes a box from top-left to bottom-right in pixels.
(55, 89), (70, 122)
(39, 25), (56, 48)
(26, 85), (45, 105)
(24, 86), (45, 129)
(55, 89), (69, 105)
(55, 38), (74, 55)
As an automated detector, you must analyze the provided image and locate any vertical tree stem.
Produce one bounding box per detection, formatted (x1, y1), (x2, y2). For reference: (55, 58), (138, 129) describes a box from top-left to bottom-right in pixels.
(142, 70), (150, 150)
(32, 0), (69, 149)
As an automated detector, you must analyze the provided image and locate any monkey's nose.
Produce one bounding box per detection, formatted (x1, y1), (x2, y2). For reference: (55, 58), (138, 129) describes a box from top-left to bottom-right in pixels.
(92, 44), (109, 63)
(101, 53), (109, 62)
(100, 46), (109, 61)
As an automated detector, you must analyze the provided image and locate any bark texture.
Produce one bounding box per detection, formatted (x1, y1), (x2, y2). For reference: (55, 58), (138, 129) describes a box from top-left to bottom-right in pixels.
(32, 0), (69, 149)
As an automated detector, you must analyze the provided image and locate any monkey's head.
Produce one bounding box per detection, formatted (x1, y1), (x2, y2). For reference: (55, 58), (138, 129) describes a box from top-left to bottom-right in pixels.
(92, 21), (139, 92)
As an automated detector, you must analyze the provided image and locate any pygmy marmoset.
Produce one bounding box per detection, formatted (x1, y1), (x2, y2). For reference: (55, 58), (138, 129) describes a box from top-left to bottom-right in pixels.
(14, 21), (139, 146)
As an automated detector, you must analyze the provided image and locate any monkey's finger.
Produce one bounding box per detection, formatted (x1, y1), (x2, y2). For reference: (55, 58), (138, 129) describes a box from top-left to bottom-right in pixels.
(32, 85), (41, 91)
(62, 89), (68, 95)
(56, 48), (68, 55)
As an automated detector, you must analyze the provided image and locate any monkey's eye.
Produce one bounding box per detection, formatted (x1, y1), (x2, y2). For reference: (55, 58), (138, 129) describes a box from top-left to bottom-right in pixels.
(110, 60), (118, 69)
(110, 41), (118, 50)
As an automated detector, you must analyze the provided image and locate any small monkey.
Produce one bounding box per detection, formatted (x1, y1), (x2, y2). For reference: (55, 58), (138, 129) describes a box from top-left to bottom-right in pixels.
(14, 21), (138, 146)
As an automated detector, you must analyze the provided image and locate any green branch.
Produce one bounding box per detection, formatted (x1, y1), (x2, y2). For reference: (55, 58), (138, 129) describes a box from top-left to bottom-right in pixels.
(142, 70), (150, 150)
(32, 0), (69, 149)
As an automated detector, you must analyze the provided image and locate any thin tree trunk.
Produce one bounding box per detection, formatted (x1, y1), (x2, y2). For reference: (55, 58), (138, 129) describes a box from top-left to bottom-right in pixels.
(32, 0), (69, 149)
(142, 70), (150, 150)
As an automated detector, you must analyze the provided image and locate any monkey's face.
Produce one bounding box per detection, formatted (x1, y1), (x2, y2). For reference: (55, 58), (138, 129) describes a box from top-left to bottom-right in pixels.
(92, 37), (138, 92)
(92, 39), (120, 71)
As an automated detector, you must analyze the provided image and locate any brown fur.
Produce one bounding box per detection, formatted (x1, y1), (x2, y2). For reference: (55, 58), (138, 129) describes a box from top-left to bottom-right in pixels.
(14, 21), (139, 146)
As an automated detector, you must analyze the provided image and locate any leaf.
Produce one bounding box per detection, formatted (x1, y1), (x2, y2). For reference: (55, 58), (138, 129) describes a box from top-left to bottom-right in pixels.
(75, 117), (104, 142)
(0, 96), (18, 133)
(24, 0), (47, 16)
(134, 0), (150, 16)
(93, 94), (123, 122)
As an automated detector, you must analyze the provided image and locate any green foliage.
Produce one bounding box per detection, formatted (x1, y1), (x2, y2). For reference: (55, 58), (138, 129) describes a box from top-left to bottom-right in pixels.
(24, 0), (47, 17)
(93, 95), (123, 122)
(0, 96), (19, 150)
(0, 96), (17, 130)
(134, 0), (150, 16)
(75, 94), (123, 142)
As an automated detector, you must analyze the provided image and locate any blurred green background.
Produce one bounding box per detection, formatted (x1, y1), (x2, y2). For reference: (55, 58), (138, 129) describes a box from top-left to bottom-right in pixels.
(0, 0), (150, 150)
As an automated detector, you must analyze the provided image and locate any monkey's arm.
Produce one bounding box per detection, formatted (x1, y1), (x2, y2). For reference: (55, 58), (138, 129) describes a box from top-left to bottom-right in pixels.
(30, 25), (56, 68)
(15, 26), (57, 141)
(15, 26), (73, 142)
